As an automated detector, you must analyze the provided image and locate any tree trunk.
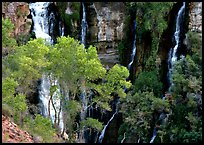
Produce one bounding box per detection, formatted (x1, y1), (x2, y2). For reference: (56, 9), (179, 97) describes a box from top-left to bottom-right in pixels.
(50, 94), (57, 126)
(57, 99), (62, 126)
(48, 95), (52, 117)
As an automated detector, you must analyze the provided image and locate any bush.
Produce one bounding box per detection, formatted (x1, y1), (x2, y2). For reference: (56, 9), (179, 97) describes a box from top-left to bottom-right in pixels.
(2, 104), (13, 117)
(30, 114), (56, 143)
(134, 69), (162, 96)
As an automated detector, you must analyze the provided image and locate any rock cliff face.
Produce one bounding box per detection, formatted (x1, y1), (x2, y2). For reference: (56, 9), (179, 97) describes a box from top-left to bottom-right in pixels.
(2, 2), (32, 37)
(189, 2), (202, 33)
(86, 2), (126, 68)
(2, 115), (34, 143)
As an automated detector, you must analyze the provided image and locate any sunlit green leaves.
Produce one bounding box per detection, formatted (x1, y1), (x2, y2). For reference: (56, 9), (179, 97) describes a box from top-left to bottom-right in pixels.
(31, 114), (56, 143)
(2, 17), (17, 49)
(2, 77), (18, 98)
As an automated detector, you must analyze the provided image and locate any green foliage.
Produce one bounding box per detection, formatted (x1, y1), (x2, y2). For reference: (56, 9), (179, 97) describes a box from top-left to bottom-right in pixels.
(3, 92), (27, 125)
(2, 77), (18, 98)
(16, 32), (35, 46)
(81, 118), (103, 131)
(171, 55), (202, 96)
(163, 38), (202, 143)
(16, 7), (21, 17)
(135, 2), (174, 71)
(30, 114), (56, 143)
(2, 104), (14, 117)
(134, 69), (162, 97)
(10, 38), (50, 92)
(2, 17), (17, 53)
(56, 2), (80, 38)
(186, 31), (202, 51)
(117, 14), (132, 65)
(93, 64), (131, 111)
(120, 91), (169, 143)
(76, 44), (106, 81)
(136, 2), (174, 35)
(65, 100), (82, 117)
(186, 31), (202, 68)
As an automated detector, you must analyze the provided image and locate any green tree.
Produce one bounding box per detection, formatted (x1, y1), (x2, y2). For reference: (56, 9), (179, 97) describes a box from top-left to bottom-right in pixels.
(134, 69), (162, 97)
(119, 91), (169, 143)
(30, 114), (56, 143)
(44, 36), (131, 142)
(163, 55), (202, 143)
(2, 17), (17, 55)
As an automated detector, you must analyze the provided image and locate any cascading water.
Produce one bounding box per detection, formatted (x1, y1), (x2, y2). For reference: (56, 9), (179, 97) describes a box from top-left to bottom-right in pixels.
(81, 2), (87, 45)
(30, 2), (51, 43)
(80, 3), (88, 121)
(128, 19), (137, 71)
(29, 2), (64, 133)
(59, 21), (64, 37)
(168, 2), (186, 91)
(78, 2), (89, 143)
(98, 110), (118, 143)
(150, 127), (157, 143)
(149, 2), (186, 143)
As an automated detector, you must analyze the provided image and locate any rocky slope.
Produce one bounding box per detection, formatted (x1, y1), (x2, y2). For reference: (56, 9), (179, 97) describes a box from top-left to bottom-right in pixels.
(2, 2), (32, 37)
(2, 115), (34, 143)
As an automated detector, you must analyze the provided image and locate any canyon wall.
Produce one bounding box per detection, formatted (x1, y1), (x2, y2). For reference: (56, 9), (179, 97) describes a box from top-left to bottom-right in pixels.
(86, 2), (126, 68)
(2, 2), (32, 38)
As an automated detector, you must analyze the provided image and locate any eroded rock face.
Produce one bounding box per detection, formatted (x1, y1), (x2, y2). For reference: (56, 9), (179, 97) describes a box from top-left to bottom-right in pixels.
(2, 115), (34, 143)
(86, 2), (126, 68)
(189, 2), (202, 33)
(2, 2), (32, 37)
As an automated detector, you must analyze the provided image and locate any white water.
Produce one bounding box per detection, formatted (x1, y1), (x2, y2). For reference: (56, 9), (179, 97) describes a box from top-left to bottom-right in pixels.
(150, 2), (186, 143)
(59, 21), (64, 37)
(98, 110), (117, 143)
(168, 2), (186, 91)
(29, 2), (64, 132)
(128, 20), (137, 71)
(80, 89), (88, 120)
(81, 2), (87, 45)
(150, 127), (157, 143)
(171, 2), (186, 62)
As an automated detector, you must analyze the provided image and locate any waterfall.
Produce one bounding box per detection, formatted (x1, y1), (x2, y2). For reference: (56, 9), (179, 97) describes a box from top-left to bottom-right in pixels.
(98, 99), (119, 143)
(29, 2), (64, 133)
(81, 2), (87, 45)
(98, 111), (118, 143)
(78, 3), (88, 142)
(30, 2), (51, 43)
(128, 20), (137, 71)
(59, 21), (64, 37)
(80, 89), (88, 120)
(168, 2), (186, 91)
(150, 127), (157, 143)
(150, 2), (186, 143)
